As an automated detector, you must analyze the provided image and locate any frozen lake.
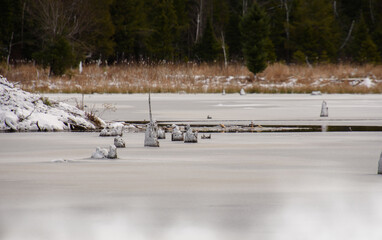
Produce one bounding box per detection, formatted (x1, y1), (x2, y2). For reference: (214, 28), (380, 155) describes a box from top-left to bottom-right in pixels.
(46, 93), (382, 126)
(1, 93), (382, 239)
(1, 131), (382, 240)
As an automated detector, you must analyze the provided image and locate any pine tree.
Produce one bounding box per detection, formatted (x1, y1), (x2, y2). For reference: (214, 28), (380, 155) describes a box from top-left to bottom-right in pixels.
(290, 0), (339, 63)
(111, 0), (148, 62)
(0, 0), (22, 59)
(33, 36), (75, 76)
(239, 2), (272, 74)
(194, 19), (221, 62)
(348, 14), (380, 63)
(148, 0), (177, 61)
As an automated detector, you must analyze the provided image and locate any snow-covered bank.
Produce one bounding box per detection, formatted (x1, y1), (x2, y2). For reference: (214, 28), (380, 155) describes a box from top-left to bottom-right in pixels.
(0, 76), (104, 131)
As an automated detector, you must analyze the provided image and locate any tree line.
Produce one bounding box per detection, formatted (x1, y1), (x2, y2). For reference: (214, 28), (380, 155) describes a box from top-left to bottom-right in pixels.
(1, 0), (381, 75)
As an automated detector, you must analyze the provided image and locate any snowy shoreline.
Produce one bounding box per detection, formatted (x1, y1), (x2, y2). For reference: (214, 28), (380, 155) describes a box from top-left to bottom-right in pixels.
(0, 76), (105, 132)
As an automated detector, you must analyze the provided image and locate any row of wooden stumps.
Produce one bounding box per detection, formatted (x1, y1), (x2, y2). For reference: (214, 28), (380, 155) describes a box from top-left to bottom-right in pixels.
(145, 123), (199, 147)
(144, 93), (199, 147)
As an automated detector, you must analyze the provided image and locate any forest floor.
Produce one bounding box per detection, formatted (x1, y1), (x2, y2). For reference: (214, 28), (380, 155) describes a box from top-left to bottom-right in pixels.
(2, 62), (382, 94)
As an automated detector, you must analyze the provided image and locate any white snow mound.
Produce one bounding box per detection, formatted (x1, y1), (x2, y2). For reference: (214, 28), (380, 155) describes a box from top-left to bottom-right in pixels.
(0, 76), (103, 131)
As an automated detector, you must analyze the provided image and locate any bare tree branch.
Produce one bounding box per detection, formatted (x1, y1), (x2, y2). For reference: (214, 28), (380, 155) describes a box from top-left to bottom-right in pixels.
(340, 20), (355, 49)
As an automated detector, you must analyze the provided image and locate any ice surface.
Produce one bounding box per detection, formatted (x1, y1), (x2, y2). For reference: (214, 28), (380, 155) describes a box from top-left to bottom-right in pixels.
(1, 132), (382, 240)
(44, 93), (382, 127)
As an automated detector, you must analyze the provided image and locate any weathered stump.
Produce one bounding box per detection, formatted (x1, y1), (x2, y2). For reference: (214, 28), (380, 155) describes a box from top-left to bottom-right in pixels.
(114, 136), (126, 148)
(107, 145), (118, 159)
(320, 100), (328, 117)
(91, 145), (117, 159)
(100, 123), (124, 137)
(157, 128), (166, 139)
(184, 124), (198, 143)
(171, 125), (184, 141)
(144, 122), (159, 147)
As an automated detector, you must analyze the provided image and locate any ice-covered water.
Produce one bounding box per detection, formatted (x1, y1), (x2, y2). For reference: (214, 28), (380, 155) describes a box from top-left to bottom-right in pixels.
(1, 131), (382, 239)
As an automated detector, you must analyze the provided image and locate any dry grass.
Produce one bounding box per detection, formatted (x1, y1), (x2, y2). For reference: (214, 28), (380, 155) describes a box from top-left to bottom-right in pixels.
(2, 62), (382, 94)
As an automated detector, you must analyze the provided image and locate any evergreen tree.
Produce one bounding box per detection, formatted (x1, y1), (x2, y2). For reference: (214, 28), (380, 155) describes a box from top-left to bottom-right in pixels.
(111, 0), (148, 62)
(173, 0), (190, 61)
(0, 0), (22, 60)
(347, 14), (380, 63)
(147, 0), (177, 61)
(33, 37), (75, 76)
(290, 0), (339, 63)
(194, 19), (221, 62)
(225, 7), (242, 60)
(239, 2), (272, 74)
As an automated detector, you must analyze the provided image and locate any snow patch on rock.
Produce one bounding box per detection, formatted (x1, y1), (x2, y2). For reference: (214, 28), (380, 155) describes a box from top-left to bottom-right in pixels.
(0, 76), (102, 131)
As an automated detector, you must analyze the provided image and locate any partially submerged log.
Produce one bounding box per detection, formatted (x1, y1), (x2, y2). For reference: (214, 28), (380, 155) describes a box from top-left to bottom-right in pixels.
(320, 100), (329, 117)
(114, 136), (126, 148)
(201, 134), (211, 139)
(184, 124), (198, 143)
(91, 145), (117, 159)
(171, 125), (184, 141)
(157, 127), (166, 139)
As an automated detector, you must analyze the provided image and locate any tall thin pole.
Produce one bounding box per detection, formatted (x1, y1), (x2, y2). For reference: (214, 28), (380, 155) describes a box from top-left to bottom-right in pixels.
(148, 91), (153, 123)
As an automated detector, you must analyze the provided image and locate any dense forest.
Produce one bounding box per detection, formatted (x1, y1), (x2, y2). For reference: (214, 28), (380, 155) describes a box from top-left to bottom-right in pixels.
(1, 0), (381, 75)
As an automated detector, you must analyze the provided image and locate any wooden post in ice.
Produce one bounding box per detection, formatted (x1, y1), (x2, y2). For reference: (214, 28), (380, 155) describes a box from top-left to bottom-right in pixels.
(320, 100), (328, 117)
(378, 152), (382, 174)
(144, 92), (159, 147)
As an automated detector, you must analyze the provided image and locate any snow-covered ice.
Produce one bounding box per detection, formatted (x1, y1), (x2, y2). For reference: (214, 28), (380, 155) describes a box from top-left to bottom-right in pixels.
(1, 132), (382, 240)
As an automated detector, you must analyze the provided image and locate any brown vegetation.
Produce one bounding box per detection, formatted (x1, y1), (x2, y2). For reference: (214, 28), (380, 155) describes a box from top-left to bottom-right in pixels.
(2, 62), (382, 94)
